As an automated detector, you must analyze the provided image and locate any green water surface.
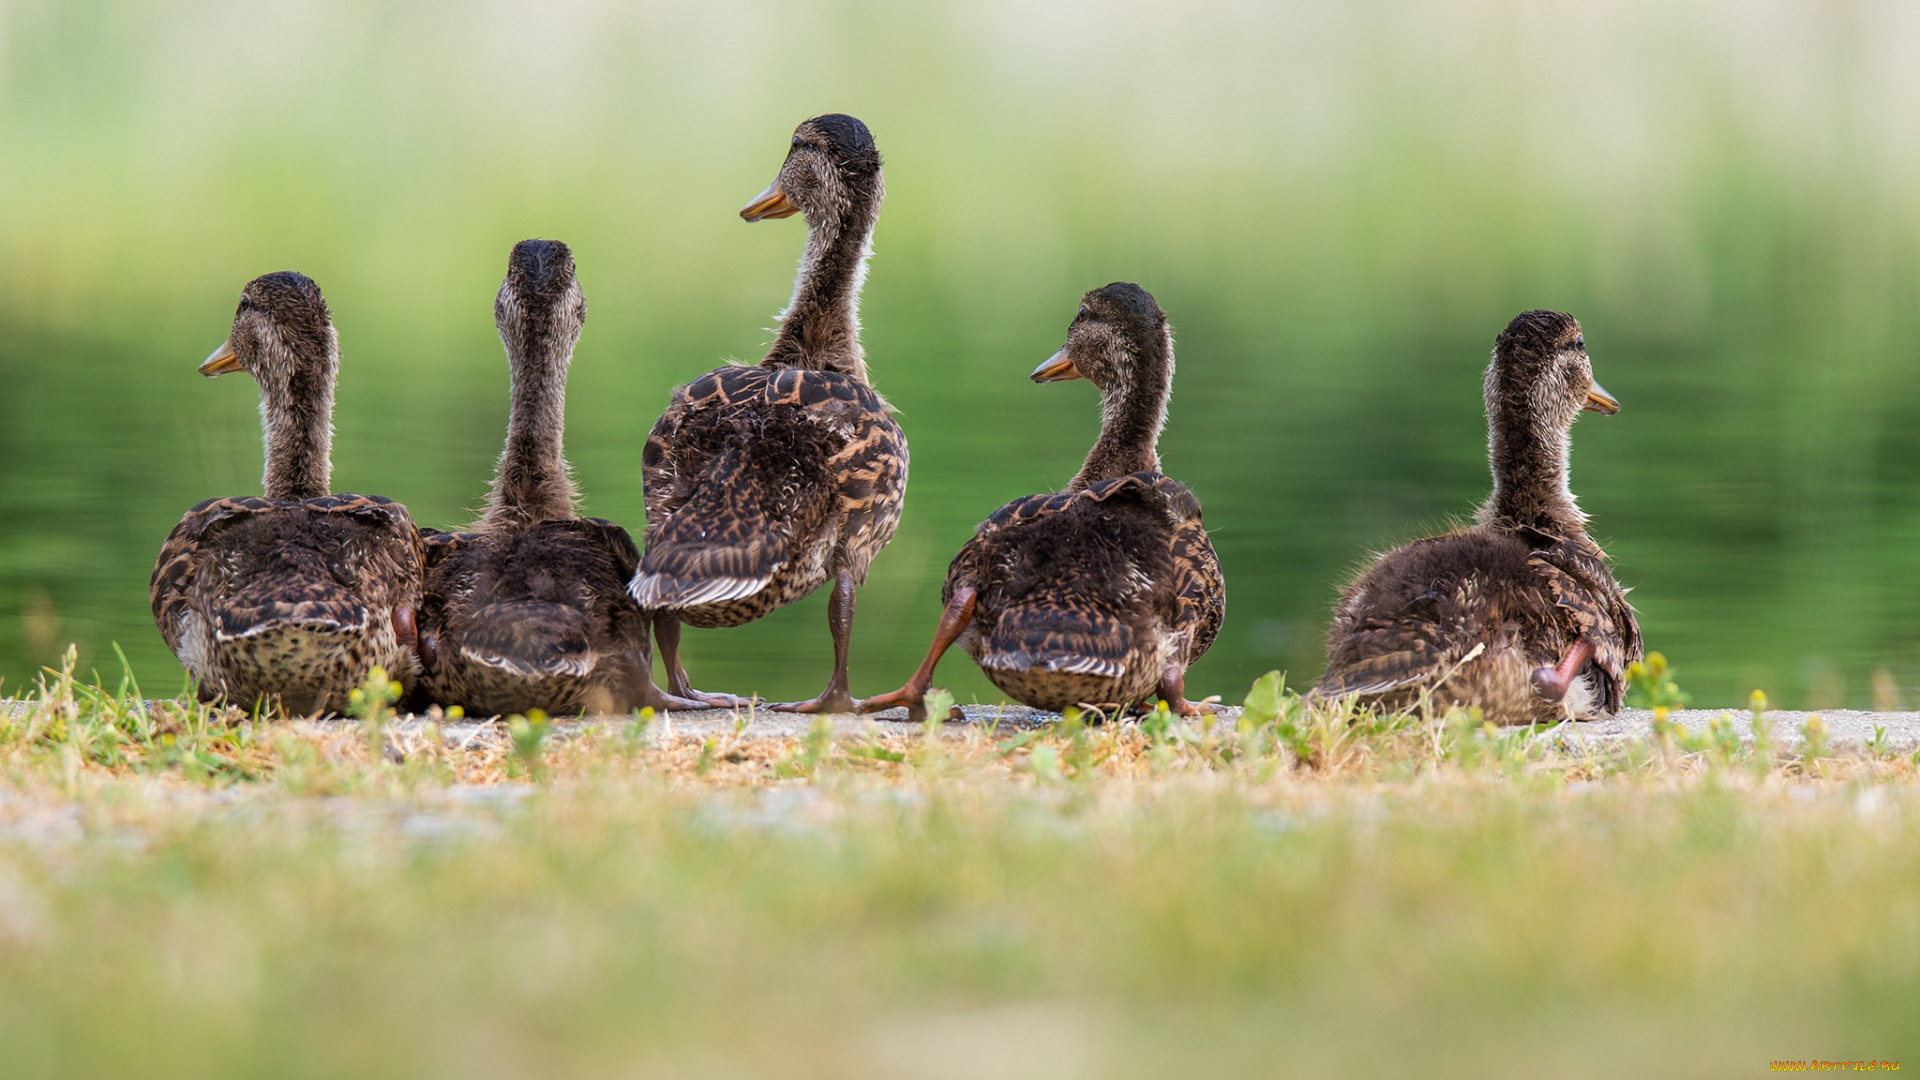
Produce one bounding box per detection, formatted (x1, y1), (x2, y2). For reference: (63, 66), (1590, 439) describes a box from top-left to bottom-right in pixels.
(4, 2), (1919, 708)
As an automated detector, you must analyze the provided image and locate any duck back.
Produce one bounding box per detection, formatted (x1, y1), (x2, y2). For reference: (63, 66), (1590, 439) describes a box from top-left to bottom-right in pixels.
(151, 494), (423, 714)
(1319, 527), (1637, 721)
(634, 365), (905, 627)
(419, 517), (652, 717)
(954, 473), (1218, 712)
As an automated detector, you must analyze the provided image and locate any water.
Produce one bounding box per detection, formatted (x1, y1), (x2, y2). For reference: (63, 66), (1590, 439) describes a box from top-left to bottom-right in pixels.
(4, 0), (1920, 709)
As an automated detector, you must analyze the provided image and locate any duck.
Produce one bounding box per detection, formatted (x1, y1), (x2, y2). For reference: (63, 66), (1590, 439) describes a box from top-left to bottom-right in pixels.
(149, 272), (424, 715)
(414, 240), (701, 718)
(857, 283), (1224, 721)
(630, 113), (907, 713)
(1313, 309), (1641, 724)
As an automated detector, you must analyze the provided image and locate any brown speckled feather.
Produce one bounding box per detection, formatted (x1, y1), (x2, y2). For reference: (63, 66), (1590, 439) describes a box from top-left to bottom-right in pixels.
(1172, 507), (1226, 664)
(150, 494), (423, 715)
(632, 364), (907, 627)
(946, 472), (1222, 712)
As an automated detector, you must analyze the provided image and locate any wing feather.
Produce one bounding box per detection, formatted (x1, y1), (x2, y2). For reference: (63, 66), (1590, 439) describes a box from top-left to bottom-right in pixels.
(634, 368), (842, 610)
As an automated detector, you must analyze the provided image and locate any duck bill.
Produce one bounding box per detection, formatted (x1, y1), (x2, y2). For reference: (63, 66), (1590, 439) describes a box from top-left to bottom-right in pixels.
(1584, 381), (1620, 414)
(1031, 349), (1082, 384)
(199, 338), (242, 377)
(740, 181), (800, 222)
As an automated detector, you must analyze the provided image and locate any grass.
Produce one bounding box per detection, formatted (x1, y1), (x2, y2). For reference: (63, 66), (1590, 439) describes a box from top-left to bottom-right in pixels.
(1, 653), (1918, 1077)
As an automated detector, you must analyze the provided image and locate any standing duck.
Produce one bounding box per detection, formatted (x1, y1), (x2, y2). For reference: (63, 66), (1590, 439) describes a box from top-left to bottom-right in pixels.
(631, 114), (907, 712)
(150, 273), (423, 715)
(416, 240), (700, 718)
(858, 283), (1224, 720)
(1313, 309), (1641, 724)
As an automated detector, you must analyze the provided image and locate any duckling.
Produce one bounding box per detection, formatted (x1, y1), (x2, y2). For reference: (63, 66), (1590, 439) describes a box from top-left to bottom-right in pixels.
(415, 240), (701, 718)
(1313, 309), (1641, 724)
(150, 273), (424, 715)
(858, 283), (1224, 721)
(631, 114), (907, 712)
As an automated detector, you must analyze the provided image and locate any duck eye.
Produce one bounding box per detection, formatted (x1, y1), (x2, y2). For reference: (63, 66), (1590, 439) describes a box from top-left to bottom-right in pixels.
(1573, 336), (1585, 349)
(791, 136), (803, 149)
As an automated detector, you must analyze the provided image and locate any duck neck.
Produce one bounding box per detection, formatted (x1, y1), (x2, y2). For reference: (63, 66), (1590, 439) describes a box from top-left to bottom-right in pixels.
(763, 178), (881, 383)
(483, 346), (577, 531)
(259, 331), (336, 501)
(1070, 336), (1171, 492)
(1478, 409), (1586, 536)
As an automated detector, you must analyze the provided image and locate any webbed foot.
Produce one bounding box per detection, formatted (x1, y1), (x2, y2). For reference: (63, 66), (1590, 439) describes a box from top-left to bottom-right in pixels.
(1156, 665), (1216, 716)
(768, 689), (857, 714)
(853, 686), (965, 724)
(1531, 639), (1597, 703)
(674, 689), (759, 711)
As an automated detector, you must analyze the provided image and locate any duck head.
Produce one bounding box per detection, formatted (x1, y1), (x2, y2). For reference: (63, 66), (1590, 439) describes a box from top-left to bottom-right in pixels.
(496, 238), (586, 378)
(1488, 309), (1616, 432)
(201, 272), (334, 383)
(741, 113), (883, 226)
(1033, 283), (1171, 390)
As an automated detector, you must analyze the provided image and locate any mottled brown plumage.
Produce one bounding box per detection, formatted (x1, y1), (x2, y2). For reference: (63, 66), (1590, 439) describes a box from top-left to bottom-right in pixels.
(1314, 310), (1641, 724)
(631, 114), (907, 712)
(150, 273), (423, 715)
(860, 283), (1224, 720)
(417, 240), (699, 718)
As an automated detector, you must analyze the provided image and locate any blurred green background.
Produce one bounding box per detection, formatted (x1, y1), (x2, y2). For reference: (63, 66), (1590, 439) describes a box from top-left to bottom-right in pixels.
(3, 0), (1919, 709)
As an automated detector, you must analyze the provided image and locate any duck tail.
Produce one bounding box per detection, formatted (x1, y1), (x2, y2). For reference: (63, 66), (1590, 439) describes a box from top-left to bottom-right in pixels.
(455, 600), (595, 679)
(215, 570), (370, 642)
(977, 602), (1132, 680)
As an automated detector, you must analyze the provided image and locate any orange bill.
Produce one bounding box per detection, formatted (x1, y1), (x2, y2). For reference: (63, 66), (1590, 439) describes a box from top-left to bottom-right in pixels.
(1031, 349), (1081, 383)
(1584, 380), (1620, 414)
(199, 338), (241, 376)
(740, 181), (800, 221)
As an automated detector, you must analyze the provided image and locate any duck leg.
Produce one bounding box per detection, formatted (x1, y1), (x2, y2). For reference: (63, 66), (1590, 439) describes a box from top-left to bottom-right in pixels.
(1156, 663), (1213, 716)
(614, 651), (719, 714)
(770, 572), (861, 713)
(1531, 638), (1596, 703)
(652, 613), (754, 709)
(856, 587), (976, 724)
(393, 605), (418, 654)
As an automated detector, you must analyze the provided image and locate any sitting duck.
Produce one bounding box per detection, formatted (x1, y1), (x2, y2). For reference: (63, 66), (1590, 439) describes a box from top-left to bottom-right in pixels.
(630, 114), (907, 712)
(1313, 309), (1641, 724)
(416, 240), (700, 717)
(150, 273), (424, 715)
(858, 283), (1224, 720)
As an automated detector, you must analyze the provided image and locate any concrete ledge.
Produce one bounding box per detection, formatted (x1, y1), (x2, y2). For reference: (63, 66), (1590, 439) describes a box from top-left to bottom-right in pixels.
(1554, 708), (1918, 753)
(6, 700), (1917, 752)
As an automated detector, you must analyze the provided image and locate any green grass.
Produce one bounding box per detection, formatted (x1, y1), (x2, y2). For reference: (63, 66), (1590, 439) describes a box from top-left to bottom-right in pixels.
(2, 658), (1917, 1076)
